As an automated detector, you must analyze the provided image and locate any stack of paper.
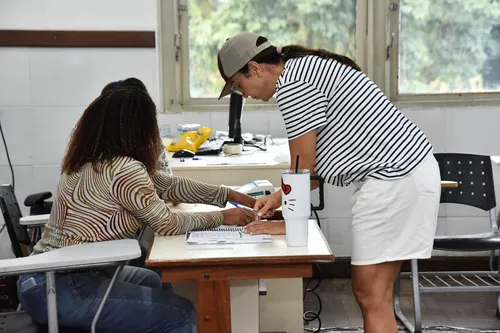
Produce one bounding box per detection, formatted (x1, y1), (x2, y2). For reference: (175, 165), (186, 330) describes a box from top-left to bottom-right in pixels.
(185, 226), (271, 244)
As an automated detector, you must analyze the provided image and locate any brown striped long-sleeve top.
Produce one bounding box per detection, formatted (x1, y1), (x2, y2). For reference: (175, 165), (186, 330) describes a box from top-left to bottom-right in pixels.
(33, 156), (229, 254)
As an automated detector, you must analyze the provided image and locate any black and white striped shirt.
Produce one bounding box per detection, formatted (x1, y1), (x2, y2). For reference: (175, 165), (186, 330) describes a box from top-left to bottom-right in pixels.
(276, 55), (432, 187)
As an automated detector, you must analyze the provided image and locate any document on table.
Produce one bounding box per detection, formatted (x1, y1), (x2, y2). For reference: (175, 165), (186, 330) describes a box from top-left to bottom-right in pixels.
(185, 226), (271, 244)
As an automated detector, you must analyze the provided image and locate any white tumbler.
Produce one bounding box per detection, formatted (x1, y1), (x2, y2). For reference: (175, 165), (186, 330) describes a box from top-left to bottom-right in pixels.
(281, 169), (310, 247)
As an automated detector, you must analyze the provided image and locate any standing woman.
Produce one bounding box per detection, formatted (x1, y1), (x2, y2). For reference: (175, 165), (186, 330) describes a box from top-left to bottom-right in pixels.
(216, 32), (440, 333)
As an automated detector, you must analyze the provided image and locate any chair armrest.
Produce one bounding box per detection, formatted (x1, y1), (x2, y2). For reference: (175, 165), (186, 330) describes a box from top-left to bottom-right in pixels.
(24, 192), (52, 207)
(20, 214), (50, 227)
(0, 239), (141, 276)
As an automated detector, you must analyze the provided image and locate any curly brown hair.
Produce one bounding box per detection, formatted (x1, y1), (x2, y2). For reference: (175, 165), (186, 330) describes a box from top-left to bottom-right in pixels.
(62, 86), (161, 174)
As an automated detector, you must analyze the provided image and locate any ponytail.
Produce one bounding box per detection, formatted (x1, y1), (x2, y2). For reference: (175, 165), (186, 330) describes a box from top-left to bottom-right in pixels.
(238, 36), (361, 75)
(281, 45), (361, 71)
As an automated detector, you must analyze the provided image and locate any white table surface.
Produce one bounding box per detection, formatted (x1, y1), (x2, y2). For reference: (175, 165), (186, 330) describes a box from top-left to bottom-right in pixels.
(147, 220), (332, 264)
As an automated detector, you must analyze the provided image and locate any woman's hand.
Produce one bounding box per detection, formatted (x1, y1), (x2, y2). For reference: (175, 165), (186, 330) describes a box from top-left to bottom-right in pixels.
(220, 208), (259, 226)
(254, 191), (282, 218)
(243, 221), (285, 235)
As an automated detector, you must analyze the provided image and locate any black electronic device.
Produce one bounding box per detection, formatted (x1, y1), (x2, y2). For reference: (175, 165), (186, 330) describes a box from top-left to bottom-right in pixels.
(172, 149), (195, 158)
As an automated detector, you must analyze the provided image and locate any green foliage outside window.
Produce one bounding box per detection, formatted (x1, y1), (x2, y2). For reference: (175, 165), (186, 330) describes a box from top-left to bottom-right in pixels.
(188, 0), (500, 98)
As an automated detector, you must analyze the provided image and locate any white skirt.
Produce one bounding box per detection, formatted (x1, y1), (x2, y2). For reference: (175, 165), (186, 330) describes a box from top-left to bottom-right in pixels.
(350, 154), (441, 266)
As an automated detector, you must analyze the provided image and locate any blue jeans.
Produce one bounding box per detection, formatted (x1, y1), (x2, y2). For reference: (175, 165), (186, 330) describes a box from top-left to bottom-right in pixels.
(17, 266), (197, 333)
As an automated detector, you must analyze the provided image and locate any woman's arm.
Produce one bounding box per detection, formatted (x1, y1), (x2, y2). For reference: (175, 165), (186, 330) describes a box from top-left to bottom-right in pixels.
(277, 80), (326, 191)
(255, 129), (321, 217)
(151, 171), (230, 207)
(151, 170), (256, 208)
(111, 161), (224, 236)
(288, 130), (321, 190)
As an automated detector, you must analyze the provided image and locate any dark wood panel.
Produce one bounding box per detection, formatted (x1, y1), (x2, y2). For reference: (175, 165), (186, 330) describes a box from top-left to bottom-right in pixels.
(0, 30), (155, 47)
(197, 280), (231, 333)
(147, 252), (334, 268)
(315, 256), (494, 278)
(161, 263), (312, 282)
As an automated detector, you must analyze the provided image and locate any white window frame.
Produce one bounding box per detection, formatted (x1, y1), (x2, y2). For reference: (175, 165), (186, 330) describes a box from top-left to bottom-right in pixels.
(157, 0), (499, 113)
(386, 0), (500, 108)
(158, 0), (369, 113)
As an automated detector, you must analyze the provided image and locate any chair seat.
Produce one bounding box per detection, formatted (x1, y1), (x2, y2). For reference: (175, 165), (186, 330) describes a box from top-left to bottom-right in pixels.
(0, 311), (87, 333)
(434, 232), (500, 251)
(0, 239), (141, 276)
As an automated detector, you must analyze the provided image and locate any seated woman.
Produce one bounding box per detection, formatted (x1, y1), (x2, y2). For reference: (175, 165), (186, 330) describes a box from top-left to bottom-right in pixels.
(17, 86), (256, 332)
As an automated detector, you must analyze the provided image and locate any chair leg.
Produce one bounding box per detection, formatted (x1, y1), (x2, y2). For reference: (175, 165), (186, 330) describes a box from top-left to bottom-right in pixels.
(411, 259), (422, 333)
(496, 293), (500, 320)
(91, 265), (124, 333)
(489, 250), (497, 271)
(496, 261), (500, 320)
(45, 271), (59, 333)
(497, 257), (500, 320)
(393, 272), (403, 322)
(394, 270), (413, 332)
(394, 259), (422, 333)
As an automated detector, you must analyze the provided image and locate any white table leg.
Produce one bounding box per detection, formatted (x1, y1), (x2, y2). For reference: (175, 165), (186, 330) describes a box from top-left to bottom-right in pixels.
(230, 280), (259, 333)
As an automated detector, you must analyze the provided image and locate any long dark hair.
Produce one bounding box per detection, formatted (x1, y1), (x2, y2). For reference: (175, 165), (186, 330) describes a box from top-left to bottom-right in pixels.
(239, 36), (361, 75)
(101, 77), (148, 96)
(62, 87), (162, 174)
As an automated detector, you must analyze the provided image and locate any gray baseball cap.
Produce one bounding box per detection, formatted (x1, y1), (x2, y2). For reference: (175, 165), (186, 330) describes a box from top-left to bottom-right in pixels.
(217, 32), (272, 99)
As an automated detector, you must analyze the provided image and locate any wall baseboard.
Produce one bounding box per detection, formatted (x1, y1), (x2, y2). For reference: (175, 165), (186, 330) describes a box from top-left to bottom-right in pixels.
(314, 256), (494, 278)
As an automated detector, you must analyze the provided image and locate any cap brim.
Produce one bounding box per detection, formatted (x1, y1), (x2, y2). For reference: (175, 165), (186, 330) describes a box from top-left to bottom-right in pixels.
(218, 81), (232, 100)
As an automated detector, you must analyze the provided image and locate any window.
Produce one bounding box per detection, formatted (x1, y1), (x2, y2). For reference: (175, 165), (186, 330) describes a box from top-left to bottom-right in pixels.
(159, 0), (364, 111)
(158, 0), (500, 112)
(188, 0), (358, 99)
(389, 0), (500, 104)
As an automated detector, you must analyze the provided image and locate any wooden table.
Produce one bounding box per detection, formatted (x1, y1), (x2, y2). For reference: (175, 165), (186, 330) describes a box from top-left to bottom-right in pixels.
(146, 220), (334, 333)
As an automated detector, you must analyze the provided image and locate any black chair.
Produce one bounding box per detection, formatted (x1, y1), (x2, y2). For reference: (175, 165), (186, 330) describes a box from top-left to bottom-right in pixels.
(0, 185), (32, 258)
(394, 153), (500, 333)
(24, 191), (53, 216)
(0, 185), (53, 258)
(0, 184), (87, 333)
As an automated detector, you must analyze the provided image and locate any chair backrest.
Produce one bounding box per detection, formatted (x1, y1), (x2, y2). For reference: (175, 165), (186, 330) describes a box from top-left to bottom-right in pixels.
(434, 153), (496, 211)
(0, 185), (31, 258)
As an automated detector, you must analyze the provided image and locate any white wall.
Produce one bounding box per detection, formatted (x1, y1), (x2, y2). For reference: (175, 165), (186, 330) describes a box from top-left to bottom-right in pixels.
(0, 0), (159, 216)
(1, 0), (500, 258)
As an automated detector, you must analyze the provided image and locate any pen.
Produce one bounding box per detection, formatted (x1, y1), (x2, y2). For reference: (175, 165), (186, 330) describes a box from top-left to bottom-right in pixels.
(229, 201), (259, 214)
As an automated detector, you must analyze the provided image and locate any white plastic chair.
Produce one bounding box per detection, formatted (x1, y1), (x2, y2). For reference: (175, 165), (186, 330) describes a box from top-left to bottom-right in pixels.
(0, 239), (141, 333)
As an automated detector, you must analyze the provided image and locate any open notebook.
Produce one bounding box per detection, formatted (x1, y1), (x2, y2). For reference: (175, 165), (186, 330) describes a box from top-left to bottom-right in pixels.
(185, 226), (272, 245)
